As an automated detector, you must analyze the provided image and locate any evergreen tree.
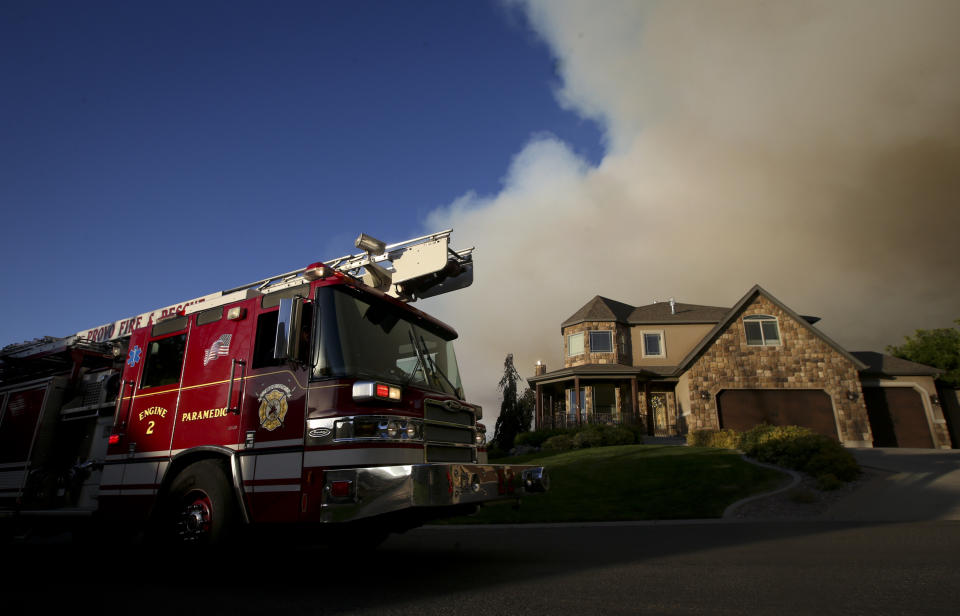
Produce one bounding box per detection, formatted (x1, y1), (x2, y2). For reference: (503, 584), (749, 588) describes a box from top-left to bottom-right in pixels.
(493, 353), (533, 451)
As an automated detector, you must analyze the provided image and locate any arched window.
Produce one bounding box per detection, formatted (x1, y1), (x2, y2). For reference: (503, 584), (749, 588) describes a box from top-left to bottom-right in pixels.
(743, 315), (781, 346)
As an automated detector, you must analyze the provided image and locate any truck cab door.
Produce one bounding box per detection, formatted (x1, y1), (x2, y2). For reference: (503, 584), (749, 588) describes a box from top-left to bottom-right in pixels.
(239, 288), (311, 522)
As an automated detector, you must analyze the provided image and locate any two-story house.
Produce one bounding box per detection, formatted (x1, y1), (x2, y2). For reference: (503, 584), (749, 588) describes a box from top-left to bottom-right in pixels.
(529, 285), (953, 448)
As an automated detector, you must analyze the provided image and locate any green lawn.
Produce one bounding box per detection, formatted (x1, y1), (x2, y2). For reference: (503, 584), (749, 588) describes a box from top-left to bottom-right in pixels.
(444, 444), (787, 524)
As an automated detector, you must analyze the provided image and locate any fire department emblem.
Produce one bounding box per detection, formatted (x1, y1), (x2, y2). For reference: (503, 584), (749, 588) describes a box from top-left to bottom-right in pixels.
(258, 384), (292, 431)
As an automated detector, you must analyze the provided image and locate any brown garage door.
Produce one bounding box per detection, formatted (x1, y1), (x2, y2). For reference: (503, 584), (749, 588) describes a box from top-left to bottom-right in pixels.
(863, 387), (933, 448)
(717, 389), (838, 440)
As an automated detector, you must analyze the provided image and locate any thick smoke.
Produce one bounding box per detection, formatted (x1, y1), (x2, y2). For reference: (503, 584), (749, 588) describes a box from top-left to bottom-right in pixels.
(426, 0), (960, 419)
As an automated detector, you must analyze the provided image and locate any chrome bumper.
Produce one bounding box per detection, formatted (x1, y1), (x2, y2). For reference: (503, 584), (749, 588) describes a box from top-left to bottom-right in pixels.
(320, 463), (549, 523)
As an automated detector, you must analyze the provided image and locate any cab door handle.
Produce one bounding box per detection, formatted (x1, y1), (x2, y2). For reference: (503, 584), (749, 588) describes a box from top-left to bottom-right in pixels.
(228, 359), (247, 414)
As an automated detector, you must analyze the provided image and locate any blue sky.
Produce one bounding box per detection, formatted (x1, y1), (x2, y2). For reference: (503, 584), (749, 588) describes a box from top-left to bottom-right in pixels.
(0, 1), (602, 347)
(4, 1), (958, 414)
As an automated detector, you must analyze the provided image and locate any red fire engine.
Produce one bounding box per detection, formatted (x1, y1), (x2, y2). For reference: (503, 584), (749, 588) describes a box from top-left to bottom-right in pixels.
(0, 229), (547, 543)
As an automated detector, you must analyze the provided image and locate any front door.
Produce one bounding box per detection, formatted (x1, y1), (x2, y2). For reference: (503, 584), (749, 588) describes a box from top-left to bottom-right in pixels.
(651, 393), (669, 436)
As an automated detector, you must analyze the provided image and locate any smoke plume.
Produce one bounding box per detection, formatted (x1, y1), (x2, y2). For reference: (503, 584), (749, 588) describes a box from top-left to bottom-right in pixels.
(426, 0), (960, 418)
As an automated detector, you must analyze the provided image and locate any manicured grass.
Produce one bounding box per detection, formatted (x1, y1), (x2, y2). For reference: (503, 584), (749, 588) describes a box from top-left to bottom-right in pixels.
(443, 444), (787, 524)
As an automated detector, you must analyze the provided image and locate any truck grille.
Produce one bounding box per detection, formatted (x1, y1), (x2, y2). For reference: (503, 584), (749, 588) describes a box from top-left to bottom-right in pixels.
(424, 402), (474, 427)
(424, 399), (476, 462)
(424, 423), (474, 445)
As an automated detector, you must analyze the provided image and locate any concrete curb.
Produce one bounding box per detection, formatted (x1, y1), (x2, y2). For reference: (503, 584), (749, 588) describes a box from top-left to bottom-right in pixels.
(722, 454), (802, 519)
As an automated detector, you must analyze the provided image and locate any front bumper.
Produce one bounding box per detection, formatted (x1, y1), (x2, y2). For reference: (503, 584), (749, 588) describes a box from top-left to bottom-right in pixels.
(320, 463), (549, 523)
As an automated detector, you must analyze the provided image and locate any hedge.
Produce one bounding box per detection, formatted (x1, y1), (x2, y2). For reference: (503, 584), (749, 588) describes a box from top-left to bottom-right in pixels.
(523, 424), (641, 452)
(686, 425), (861, 487)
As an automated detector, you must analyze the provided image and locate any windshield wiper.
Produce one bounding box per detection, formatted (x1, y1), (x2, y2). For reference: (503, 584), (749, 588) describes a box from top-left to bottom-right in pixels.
(419, 334), (459, 397)
(405, 328), (430, 387)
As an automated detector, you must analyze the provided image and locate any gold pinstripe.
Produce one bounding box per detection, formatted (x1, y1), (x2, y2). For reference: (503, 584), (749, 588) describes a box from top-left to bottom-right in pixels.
(121, 369), (351, 401)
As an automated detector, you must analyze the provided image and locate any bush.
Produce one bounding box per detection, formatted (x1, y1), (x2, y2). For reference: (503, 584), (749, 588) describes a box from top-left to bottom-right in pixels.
(686, 429), (741, 449)
(572, 427), (605, 449)
(541, 434), (574, 452)
(741, 425), (860, 484)
(805, 443), (861, 482)
(514, 428), (576, 449)
(625, 424), (646, 445)
(605, 426), (637, 446)
(532, 424), (640, 451)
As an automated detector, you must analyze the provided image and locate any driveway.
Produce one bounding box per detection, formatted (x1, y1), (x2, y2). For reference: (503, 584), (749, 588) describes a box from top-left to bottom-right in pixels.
(821, 447), (960, 521)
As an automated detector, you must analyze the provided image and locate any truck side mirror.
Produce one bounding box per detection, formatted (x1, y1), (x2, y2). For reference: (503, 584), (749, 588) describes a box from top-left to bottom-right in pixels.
(274, 297), (304, 362)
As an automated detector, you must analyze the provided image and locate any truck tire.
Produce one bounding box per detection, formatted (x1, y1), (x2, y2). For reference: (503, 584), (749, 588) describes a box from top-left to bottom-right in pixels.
(160, 459), (240, 545)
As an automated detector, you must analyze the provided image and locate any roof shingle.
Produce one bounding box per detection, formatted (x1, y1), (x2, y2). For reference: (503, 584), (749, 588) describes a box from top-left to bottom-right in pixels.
(850, 351), (942, 377)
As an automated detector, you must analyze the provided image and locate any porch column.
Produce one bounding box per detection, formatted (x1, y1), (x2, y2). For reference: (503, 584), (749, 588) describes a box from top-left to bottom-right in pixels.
(574, 375), (582, 426)
(535, 382), (543, 430)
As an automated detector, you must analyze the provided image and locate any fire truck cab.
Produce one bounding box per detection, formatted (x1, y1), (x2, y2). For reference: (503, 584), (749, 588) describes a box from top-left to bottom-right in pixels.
(0, 230), (548, 543)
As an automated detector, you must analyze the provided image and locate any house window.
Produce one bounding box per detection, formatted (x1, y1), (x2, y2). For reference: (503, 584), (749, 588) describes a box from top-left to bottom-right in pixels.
(744, 315), (781, 346)
(641, 331), (665, 358)
(589, 330), (613, 353)
(567, 332), (584, 356)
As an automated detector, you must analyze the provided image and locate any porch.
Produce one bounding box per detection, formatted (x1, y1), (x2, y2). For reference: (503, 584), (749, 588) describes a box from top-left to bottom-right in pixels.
(529, 365), (684, 437)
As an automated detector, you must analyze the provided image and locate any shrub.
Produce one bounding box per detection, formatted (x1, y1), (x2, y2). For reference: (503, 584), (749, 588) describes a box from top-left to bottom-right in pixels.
(572, 427), (605, 449)
(625, 424), (646, 445)
(741, 424), (816, 454)
(686, 429), (741, 449)
(805, 443), (861, 482)
(604, 426), (637, 446)
(741, 425), (860, 483)
(541, 434), (574, 452)
(514, 428), (576, 449)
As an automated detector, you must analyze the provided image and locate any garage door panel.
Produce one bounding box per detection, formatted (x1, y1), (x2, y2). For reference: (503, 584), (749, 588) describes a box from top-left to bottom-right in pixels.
(717, 389), (838, 440)
(863, 387), (933, 448)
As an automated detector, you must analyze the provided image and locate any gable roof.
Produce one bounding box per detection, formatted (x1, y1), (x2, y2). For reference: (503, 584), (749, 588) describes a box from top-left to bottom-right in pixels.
(851, 351), (943, 377)
(675, 284), (868, 374)
(562, 295), (636, 327)
(628, 301), (730, 325)
(562, 296), (730, 328)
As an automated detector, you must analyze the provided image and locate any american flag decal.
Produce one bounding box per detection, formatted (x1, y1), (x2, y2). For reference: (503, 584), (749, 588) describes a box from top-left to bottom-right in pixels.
(204, 334), (232, 366)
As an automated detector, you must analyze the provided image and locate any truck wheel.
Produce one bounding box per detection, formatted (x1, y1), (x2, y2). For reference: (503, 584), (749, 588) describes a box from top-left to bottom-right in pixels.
(163, 459), (240, 545)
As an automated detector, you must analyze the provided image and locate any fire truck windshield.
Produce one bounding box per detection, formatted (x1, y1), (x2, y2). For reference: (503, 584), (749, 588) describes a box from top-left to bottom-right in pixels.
(312, 286), (464, 398)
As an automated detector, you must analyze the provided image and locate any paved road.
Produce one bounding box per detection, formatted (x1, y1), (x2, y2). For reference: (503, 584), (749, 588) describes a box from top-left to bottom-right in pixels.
(5, 520), (959, 614)
(823, 447), (960, 521)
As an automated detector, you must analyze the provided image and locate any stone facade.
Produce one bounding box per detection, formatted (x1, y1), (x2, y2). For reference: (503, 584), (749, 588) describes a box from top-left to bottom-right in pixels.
(680, 295), (872, 446)
(562, 321), (631, 368)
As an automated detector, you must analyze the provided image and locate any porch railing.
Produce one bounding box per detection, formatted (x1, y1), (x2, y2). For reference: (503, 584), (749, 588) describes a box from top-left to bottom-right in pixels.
(549, 412), (645, 430)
